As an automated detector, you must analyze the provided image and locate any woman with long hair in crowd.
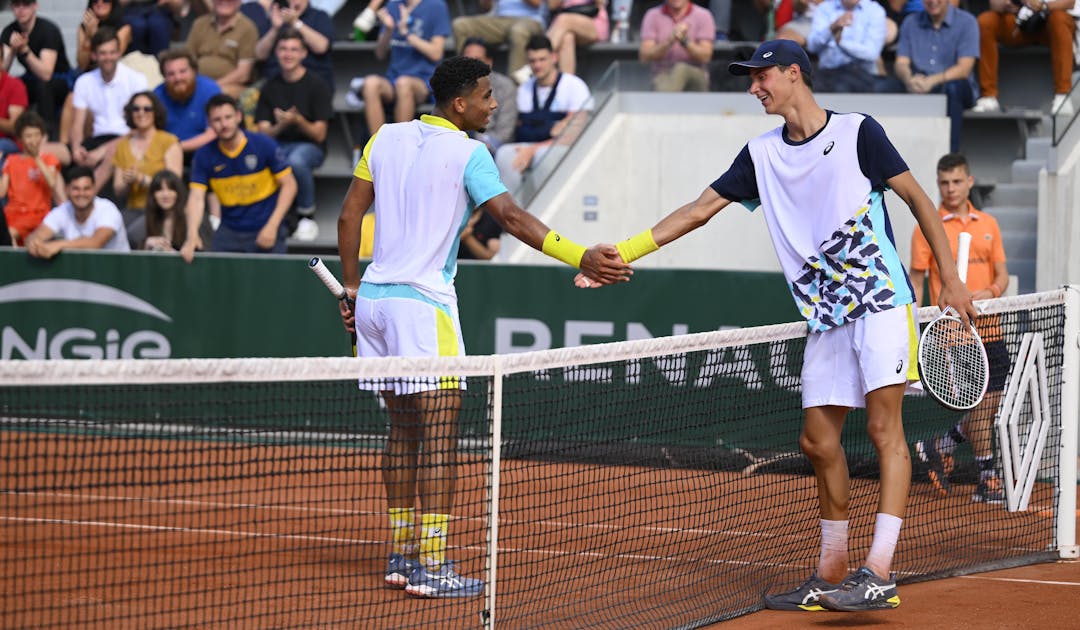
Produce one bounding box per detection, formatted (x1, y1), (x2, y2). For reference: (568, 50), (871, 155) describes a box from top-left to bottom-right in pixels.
(143, 169), (211, 251)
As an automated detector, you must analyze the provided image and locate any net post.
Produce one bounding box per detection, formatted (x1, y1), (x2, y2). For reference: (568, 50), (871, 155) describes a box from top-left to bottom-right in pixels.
(484, 358), (504, 626)
(1058, 285), (1080, 558)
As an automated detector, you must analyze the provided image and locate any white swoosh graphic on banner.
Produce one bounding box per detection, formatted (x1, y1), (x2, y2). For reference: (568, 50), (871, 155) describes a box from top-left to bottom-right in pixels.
(0, 280), (172, 323)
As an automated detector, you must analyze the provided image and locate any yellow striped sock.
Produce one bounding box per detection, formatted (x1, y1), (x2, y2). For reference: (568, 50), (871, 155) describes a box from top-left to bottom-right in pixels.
(388, 507), (416, 557)
(419, 513), (449, 568)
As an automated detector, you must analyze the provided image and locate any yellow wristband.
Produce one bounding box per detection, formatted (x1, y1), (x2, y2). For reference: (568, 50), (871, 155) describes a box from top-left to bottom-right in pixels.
(541, 230), (586, 268)
(615, 229), (659, 263)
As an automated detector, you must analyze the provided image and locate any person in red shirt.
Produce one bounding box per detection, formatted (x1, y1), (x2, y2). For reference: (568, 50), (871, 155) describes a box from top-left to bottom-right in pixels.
(0, 67), (68, 165)
(909, 152), (1010, 505)
(0, 110), (64, 244)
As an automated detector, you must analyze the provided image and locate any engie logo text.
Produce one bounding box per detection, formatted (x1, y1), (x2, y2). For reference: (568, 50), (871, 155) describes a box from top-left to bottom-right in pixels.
(0, 279), (172, 360)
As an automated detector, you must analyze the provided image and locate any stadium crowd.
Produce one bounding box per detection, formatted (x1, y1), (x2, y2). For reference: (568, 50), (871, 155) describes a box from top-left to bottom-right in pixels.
(0, 0), (1074, 255)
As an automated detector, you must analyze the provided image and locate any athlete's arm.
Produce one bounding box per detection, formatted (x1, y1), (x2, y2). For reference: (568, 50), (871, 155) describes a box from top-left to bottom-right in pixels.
(482, 191), (630, 285)
(889, 170), (976, 323)
(609, 185), (732, 268)
(337, 175), (375, 295)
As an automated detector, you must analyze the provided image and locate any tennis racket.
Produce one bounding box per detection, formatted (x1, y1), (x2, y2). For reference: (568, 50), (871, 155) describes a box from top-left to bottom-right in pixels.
(308, 257), (357, 357)
(917, 232), (989, 410)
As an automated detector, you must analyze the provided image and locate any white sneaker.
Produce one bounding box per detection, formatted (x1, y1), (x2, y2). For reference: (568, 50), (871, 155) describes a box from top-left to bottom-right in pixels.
(353, 7), (377, 32)
(294, 217), (319, 242)
(972, 96), (1001, 113)
(1052, 93), (1074, 116)
(344, 90), (364, 109)
(512, 65), (532, 85)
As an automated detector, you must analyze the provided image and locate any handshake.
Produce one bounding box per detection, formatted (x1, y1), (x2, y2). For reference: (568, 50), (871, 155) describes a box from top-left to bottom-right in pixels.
(569, 230), (660, 289)
(575, 244), (632, 289)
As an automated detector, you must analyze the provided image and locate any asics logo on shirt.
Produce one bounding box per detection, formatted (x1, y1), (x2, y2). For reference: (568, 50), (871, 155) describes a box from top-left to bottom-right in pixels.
(896, 360), (903, 374)
(823, 141), (835, 155)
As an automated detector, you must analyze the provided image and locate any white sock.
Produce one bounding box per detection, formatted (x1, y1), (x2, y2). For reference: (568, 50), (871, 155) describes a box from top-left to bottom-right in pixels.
(818, 519), (848, 581)
(866, 513), (902, 578)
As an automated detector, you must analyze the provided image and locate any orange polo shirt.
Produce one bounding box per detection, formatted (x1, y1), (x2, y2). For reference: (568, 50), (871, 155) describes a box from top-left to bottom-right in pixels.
(910, 201), (1007, 304)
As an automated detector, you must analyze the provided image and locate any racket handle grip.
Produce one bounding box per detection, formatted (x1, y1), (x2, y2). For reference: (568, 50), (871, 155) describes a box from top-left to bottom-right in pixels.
(309, 257), (349, 301)
(956, 232), (971, 284)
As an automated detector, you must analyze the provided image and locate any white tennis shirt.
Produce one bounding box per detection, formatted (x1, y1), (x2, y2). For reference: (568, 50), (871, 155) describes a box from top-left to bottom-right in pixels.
(354, 115), (507, 306)
(712, 111), (916, 333)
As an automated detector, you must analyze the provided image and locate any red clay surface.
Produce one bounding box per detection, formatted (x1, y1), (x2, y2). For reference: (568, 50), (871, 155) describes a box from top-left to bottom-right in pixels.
(718, 560), (1080, 629)
(2, 432), (1075, 628)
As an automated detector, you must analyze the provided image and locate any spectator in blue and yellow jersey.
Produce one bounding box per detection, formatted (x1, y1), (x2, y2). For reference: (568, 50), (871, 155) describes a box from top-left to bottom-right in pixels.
(180, 93), (296, 262)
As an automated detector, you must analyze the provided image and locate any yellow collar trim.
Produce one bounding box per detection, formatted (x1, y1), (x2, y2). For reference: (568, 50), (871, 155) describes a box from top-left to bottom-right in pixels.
(420, 114), (462, 132)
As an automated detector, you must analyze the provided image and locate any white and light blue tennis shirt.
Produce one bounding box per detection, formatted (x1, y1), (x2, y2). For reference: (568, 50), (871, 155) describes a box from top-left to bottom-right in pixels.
(711, 111), (916, 333)
(354, 114), (508, 307)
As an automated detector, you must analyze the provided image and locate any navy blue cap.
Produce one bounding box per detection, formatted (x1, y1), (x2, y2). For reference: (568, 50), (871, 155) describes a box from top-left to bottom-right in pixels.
(728, 39), (812, 79)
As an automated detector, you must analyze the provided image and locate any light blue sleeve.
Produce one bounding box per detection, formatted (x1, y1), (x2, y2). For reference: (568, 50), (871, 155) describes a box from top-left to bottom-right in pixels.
(463, 144), (509, 207)
(838, 4), (886, 63)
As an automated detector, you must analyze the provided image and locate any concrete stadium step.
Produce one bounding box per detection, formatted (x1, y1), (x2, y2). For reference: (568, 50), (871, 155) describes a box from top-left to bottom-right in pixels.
(1011, 159), (1045, 184)
(985, 182), (1038, 207)
(983, 205), (1037, 233)
(1000, 230), (1038, 260)
(1025, 136), (1053, 163)
(1006, 259), (1037, 294)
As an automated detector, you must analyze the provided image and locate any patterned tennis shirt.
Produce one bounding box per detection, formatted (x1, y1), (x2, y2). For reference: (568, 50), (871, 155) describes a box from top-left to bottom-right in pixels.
(711, 111), (916, 332)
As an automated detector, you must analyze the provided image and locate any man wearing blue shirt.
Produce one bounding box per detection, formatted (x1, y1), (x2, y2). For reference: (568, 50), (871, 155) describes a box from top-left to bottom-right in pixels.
(181, 93), (297, 261)
(887, 0), (979, 152)
(806, 0), (887, 92)
(154, 49), (223, 157)
(359, 0), (452, 137)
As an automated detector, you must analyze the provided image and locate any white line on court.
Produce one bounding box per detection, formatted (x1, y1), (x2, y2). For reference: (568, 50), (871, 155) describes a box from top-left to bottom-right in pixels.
(958, 575), (1080, 587)
(0, 514), (808, 571)
(2, 490), (806, 541)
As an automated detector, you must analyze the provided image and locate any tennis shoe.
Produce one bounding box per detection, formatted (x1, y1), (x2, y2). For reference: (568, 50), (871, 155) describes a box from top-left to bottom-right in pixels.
(294, 217), (319, 241)
(915, 438), (953, 496)
(762, 572), (841, 611)
(819, 566), (900, 611)
(973, 475), (1005, 504)
(385, 553), (419, 588)
(405, 561), (483, 598)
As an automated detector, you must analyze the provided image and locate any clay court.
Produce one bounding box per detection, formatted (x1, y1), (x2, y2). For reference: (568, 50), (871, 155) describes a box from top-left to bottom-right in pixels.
(2, 431), (1074, 628)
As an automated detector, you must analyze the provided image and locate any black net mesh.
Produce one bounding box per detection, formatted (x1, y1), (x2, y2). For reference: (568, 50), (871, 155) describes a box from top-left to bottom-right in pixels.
(0, 294), (1069, 629)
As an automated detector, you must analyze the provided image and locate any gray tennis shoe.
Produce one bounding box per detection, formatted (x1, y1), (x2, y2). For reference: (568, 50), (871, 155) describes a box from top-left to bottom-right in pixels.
(762, 572), (841, 611)
(819, 566), (900, 611)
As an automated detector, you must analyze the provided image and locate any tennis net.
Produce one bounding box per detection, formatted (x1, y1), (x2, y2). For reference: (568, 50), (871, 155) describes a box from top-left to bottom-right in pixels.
(1, 289), (1076, 628)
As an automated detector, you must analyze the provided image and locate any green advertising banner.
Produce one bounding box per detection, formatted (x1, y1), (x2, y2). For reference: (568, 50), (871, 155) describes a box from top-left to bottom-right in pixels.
(0, 249), (954, 462)
(0, 250), (797, 360)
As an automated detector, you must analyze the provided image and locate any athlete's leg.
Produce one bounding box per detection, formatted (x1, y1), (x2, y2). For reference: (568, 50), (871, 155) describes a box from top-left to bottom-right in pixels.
(383, 391), (422, 558)
(863, 382), (909, 579)
(416, 388), (462, 514)
(415, 387), (462, 569)
(800, 404), (851, 583)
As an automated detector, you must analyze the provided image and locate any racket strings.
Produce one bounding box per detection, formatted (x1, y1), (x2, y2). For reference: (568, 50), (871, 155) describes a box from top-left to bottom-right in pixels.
(920, 317), (990, 410)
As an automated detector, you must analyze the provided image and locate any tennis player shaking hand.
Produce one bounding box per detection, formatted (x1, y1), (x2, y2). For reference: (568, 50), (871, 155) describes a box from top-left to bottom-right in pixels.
(594, 39), (976, 612)
(335, 55), (629, 599)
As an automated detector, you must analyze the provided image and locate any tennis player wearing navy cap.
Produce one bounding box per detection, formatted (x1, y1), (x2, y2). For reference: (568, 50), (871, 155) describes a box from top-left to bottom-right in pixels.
(580, 39), (976, 612)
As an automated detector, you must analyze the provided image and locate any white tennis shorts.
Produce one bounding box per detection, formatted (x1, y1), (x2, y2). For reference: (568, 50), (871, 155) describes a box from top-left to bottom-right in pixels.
(801, 304), (919, 409)
(354, 285), (466, 395)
